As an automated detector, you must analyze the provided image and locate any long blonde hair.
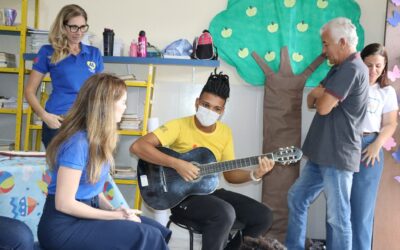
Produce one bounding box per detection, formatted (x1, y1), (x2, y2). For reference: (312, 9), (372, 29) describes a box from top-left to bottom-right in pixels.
(47, 73), (127, 183)
(48, 4), (87, 64)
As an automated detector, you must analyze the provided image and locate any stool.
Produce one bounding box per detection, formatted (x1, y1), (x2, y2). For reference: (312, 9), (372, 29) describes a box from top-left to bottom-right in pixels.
(166, 214), (245, 250)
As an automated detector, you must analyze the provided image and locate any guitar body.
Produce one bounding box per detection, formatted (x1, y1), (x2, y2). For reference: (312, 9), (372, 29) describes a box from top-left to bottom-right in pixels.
(137, 147), (219, 210)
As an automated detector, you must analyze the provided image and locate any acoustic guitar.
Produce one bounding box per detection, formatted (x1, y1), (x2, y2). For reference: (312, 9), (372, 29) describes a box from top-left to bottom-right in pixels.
(137, 146), (302, 210)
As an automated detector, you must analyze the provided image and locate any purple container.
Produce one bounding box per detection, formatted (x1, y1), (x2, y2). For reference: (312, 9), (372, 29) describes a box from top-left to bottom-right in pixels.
(4, 8), (17, 26)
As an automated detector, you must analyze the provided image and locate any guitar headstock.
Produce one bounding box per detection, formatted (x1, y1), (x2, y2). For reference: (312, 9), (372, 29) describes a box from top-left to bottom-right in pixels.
(271, 146), (303, 165)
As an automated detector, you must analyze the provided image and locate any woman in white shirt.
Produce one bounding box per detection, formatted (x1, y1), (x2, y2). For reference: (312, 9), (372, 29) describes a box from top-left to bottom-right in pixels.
(351, 43), (398, 250)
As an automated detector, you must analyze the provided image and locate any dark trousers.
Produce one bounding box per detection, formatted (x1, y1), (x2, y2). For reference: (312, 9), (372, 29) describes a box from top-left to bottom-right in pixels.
(0, 216), (34, 250)
(171, 188), (273, 250)
(41, 122), (58, 148)
(38, 195), (171, 250)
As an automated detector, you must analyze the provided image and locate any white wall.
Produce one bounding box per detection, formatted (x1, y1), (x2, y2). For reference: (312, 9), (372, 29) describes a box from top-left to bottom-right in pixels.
(0, 0), (388, 239)
(25, 0), (386, 85)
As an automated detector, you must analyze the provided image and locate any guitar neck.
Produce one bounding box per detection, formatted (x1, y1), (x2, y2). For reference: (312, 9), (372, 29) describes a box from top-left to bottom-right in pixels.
(199, 153), (274, 176)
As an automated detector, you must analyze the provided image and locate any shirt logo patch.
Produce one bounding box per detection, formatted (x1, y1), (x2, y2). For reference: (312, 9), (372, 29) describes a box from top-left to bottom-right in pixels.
(367, 97), (379, 114)
(159, 125), (168, 132)
(87, 61), (96, 73)
(33, 57), (39, 64)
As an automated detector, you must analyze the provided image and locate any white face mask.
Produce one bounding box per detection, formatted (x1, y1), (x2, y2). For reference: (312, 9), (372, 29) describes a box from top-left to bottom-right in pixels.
(195, 106), (220, 127)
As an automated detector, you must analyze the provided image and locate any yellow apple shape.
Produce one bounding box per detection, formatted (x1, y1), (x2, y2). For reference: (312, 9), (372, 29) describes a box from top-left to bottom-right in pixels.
(317, 0), (328, 9)
(238, 48), (249, 58)
(267, 22), (279, 33)
(296, 21), (309, 32)
(284, 0), (296, 8)
(246, 6), (257, 17)
(264, 51), (276, 62)
(292, 52), (304, 62)
(221, 27), (232, 38)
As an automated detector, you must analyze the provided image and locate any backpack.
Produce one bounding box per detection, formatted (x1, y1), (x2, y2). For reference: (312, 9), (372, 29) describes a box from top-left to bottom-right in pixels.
(191, 30), (218, 60)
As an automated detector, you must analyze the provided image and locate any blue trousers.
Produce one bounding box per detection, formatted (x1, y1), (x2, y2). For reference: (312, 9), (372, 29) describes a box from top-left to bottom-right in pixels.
(285, 160), (353, 250)
(38, 195), (171, 250)
(0, 216), (34, 250)
(350, 133), (383, 250)
(41, 122), (58, 148)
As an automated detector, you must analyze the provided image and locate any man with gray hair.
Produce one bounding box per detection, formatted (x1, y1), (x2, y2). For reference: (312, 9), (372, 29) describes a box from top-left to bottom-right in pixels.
(285, 17), (369, 250)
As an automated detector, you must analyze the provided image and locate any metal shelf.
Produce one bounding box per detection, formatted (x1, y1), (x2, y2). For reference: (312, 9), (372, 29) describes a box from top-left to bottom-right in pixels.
(0, 68), (19, 73)
(117, 130), (144, 136)
(0, 25), (23, 33)
(24, 54), (220, 67)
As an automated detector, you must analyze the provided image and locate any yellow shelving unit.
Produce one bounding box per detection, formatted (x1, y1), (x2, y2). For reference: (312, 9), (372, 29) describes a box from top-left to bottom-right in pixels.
(23, 77), (49, 151)
(0, 0), (30, 150)
(117, 66), (154, 137)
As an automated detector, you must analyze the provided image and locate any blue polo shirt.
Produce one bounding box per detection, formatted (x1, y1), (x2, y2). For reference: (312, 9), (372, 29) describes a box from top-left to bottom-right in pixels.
(47, 131), (110, 200)
(32, 44), (104, 115)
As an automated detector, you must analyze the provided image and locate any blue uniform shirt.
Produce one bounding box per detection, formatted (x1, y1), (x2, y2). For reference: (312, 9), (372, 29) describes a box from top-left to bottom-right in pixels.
(47, 131), (110, 200)
(32, 44), (104, 115)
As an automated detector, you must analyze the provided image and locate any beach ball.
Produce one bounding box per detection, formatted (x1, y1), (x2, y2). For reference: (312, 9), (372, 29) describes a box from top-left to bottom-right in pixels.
(0, 171), (15, 194)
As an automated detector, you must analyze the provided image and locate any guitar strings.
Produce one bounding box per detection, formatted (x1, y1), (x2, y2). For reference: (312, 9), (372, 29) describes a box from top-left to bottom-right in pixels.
(144, 149), (299, 181)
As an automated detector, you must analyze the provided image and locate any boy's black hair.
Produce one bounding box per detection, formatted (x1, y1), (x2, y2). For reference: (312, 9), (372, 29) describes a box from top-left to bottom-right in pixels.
(200, 70), (230, 100)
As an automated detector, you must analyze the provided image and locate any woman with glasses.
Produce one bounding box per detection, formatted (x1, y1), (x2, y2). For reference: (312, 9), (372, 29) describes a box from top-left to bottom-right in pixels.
(25, 4), (104, 148)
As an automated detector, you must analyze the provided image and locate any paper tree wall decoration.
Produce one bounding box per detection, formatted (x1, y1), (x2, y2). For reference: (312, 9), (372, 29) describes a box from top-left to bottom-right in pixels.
(209, 0), (364, 87)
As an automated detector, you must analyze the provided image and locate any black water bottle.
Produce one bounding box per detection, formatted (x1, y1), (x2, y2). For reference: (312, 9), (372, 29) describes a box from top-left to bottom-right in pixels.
(103, 28), (114, 56)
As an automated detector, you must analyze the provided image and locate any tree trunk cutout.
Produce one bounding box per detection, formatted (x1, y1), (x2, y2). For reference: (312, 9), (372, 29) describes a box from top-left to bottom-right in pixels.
(252, 46), (325, 242)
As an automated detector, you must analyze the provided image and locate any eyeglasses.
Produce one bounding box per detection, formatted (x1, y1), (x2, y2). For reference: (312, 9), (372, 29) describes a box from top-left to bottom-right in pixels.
(64, 24), (89, 33)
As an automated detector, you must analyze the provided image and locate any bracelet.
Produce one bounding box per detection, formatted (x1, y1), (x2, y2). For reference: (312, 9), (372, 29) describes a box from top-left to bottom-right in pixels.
(250, 170), (261, 182)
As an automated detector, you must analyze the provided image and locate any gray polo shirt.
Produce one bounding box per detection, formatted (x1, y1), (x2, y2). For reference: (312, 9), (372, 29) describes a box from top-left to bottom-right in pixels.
(302, 53), (369, 172)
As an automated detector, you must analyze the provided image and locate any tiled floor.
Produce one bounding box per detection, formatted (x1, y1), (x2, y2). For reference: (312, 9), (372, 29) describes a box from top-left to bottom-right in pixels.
(168, 223), (202, 250)
(141, 207), (202, 250)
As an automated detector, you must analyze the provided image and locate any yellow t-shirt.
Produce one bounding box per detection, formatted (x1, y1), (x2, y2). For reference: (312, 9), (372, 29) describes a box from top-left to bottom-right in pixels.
(153, 116), (235, 162)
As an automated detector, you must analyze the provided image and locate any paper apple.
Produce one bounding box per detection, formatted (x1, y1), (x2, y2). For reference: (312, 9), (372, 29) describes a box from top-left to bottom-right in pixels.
(238, 48), (249, 58)
(284, 0), (296, 8)
(246, 6), (257, 17)
(267, 22), (279, 33)
(264, 51), (276, 62)
(296, 21), (309, 32)
(317, 0), (328, 9)
(292, 52), (304, 62)
(221, 27), (233, 38)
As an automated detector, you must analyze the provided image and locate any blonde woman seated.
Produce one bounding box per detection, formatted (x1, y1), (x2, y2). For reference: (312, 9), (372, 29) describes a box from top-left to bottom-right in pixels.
(37, 73), (171, 250)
